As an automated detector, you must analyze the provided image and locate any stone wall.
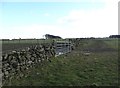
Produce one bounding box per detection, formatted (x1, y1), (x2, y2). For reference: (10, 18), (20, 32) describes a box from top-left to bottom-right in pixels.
(1, 40), (75, 86)
(1, 43), (55, 85)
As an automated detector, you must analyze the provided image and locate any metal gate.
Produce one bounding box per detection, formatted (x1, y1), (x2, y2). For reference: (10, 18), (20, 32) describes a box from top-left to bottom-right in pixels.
(54, 40), (72, 56)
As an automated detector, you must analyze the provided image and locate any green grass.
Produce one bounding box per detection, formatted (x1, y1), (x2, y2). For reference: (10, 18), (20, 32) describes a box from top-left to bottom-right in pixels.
(102, 38), (118, 49)
(1, 39), (65, 44)
(2, 39), (52, 44)
(3, 38), (119, 86)
(1, 39), (65, 53)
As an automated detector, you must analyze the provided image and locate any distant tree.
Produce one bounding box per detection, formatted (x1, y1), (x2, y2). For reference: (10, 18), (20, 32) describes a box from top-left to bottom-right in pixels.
(45, 34), (62, 39)
(90, 37), (95, 39)
(109, 35), (120, 38)
(2, 39), (9, 41)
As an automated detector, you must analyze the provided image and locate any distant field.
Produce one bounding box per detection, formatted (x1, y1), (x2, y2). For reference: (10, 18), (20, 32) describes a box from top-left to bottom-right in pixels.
(1, 39), (64, 54)
(3, 38), (119, 86)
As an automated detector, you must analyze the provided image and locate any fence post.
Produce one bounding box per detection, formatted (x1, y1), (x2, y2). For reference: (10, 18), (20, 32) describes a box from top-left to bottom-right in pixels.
(37, 39), (38, 45)
(13, 39), (15, 50)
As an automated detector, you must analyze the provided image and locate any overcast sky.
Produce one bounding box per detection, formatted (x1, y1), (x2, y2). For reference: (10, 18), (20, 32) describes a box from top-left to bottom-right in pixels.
(0, 0), (119, 39)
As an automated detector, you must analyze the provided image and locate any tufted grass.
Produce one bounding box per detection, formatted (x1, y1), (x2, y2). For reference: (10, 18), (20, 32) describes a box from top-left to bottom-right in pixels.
(3, 38), (119, 86)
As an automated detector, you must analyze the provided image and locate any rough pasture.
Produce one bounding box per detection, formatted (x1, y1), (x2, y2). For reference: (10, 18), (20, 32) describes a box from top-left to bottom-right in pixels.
(1, 39), (54, 54)
(1, 38), (119, 87)
(1, 39), (72, 86)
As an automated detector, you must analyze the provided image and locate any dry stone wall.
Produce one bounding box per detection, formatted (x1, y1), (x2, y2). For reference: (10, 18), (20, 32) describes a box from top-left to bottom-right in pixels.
(1, 43), (55, 85)
(1, 40), (76, 86)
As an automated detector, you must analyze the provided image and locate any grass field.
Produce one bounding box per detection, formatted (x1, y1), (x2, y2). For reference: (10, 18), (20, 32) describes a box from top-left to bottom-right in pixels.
(1, 39), (64, 54)
(3, 38), (119, 86)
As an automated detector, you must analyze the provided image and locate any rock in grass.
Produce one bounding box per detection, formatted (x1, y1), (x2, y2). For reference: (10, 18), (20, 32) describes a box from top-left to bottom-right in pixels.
(36, 72), (40, 75)
(92, 83), (99, 86)
(89, 68), (94, 71)
(83, 52), (90, 56)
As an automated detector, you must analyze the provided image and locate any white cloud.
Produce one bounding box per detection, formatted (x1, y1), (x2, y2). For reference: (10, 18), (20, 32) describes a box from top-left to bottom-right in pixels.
(1, 0), (119, 39)
(1, 24), (67, 39)
(57, 0), (118, 37)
